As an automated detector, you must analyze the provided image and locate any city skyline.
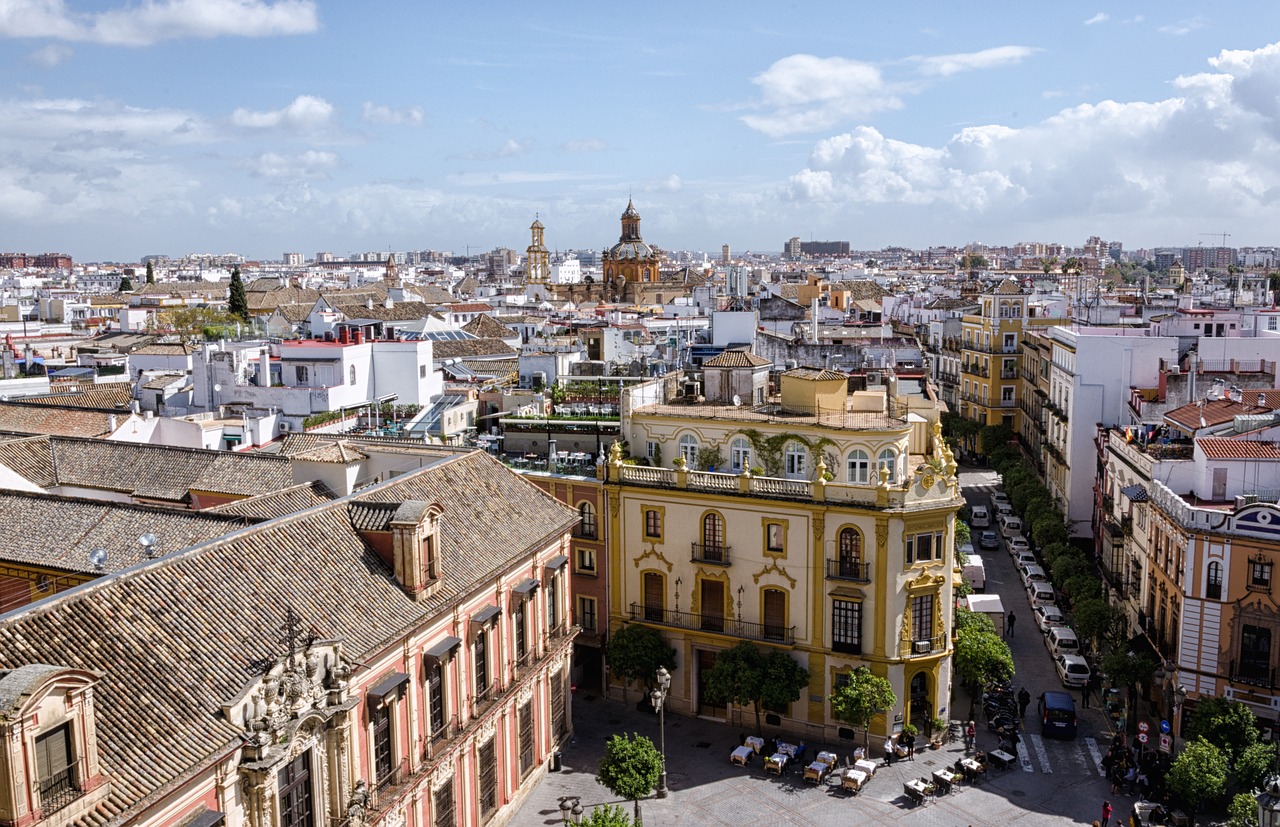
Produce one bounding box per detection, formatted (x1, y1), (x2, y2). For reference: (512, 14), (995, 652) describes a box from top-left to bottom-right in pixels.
(4, 1), (1280, 260)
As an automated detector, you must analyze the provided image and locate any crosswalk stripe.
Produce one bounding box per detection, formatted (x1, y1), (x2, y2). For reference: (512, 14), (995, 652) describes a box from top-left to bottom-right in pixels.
(1084, 737), (1106, 777)
(1028, 733), (1051, 773)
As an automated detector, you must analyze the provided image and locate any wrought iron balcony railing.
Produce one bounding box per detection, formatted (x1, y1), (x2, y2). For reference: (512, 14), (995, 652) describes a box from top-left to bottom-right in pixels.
(628, 603), (795, 644)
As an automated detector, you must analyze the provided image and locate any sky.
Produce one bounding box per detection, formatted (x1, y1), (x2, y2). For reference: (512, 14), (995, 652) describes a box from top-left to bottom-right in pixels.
(5, 1), (1280, 262)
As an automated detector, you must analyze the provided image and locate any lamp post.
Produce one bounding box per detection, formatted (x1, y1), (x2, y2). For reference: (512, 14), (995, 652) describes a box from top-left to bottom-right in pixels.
(1172, 684), (1188, 753)
(557, 796), (583, 825)
(1257, 775), (1280, 827)
(651, 665), (671, 798)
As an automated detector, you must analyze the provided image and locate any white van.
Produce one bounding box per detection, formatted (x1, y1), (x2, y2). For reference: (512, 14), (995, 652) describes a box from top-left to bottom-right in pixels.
(1028, 581), (1056, 607)
(970, 505), (991, 528)
(1000, 516), (1024, 538)
(963, 554), (986, 592)
(1046, 626), (1081, 657)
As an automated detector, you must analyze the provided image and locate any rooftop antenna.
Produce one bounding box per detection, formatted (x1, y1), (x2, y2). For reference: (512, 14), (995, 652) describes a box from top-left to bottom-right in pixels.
(88, 548), (108, 571)
(138, 532), (157, 559)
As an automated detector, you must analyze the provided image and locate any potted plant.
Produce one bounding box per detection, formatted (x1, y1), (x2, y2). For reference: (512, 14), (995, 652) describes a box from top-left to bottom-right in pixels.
(929, 716), (948, 748)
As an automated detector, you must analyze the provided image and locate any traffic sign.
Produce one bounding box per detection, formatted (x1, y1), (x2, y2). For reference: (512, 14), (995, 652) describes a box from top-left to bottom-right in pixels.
(1160, 720), (1171, 734)
(1159, 734), (1172, 753)
(1138, 721), (1150, 733)
(1137, 732), (1149, 744)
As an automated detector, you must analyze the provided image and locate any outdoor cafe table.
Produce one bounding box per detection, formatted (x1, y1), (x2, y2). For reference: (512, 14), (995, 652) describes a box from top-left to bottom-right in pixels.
(841, 768), (868, 793)
(744, 735), (765, 753)
(959, 757), (984, 782)
(931, 769), (956, 794)
(730, 746), (753, 767)
(854, 759), (878, 778)
(804, 761), (831, 784)
(988, 749), (1016, 770)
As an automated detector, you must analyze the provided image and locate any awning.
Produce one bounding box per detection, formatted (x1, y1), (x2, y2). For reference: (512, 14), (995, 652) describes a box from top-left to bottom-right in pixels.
(1121, 484), (1150, 503)
(367, 671), (410, 702)
(423, 636), (462, 664)
(179, 808), (226, 827)
(546, 554), (569, 572)
(513, 578), (540, 596)
(472, 605), (501, 626)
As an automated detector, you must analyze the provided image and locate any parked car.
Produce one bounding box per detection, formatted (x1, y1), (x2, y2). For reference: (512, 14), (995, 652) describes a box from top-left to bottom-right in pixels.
(1014, 551), (1038, 573)
(1020, 564), (1048, 589)
(1040, 690), (1078, 739)
(1034, 603), (1066, 633)
(1007, 535), (1030, 555)
(995, 502), (1014, 519)
(1028, 581), (1056, 607)
(970, 505), (991, 528)
(963, 554), (986, 592)
(999, 516), (1024, 538)
(1054, 653), (1091, 687)
(979, 530), (1000, 550)
(991, 491), (1011, 508)
(1046, 626), (1081, 657)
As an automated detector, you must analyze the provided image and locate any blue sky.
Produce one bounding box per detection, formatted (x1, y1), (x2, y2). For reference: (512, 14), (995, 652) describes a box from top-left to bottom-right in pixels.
(4, 1), (1280, 261)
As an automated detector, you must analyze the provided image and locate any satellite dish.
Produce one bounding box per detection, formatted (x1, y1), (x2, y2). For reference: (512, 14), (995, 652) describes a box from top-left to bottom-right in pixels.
(732, 394), (742, 407)
(213, 384), (222, 393)
(88, 548), (108, 570)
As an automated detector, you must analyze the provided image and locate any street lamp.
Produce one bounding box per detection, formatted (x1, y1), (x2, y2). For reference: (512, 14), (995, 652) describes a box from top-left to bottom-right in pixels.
(558, 796), (583, 825)
(651, 665), (671, 798)
(1257, 775), (1280, 827)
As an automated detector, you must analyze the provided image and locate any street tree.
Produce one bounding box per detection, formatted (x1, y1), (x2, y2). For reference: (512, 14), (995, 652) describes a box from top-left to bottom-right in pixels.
(605, 624), (676, 703)
(1073, 599), (1125, 655)
(1185, 696), (1276, 787)
(582, 804), (636, 827)
(596, 733), (662, 826)
(954, 629), (1014, 689)
(703, 642), (809, 733)
(1165, 737), (1228, 812)
(228, 266), (249, 320)
(145, 260), (155, 284)
(955, 606), (997, 637)
(829, 666), (897, 751)
(1229, 791), (1260, 827)
(159, 306), (236, 341)
(118, 275), (134, 292)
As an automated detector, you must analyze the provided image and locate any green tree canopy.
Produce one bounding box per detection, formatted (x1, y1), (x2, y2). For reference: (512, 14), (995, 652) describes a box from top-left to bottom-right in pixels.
(703, 642), (810, 733)
(605, 624), (676, 702)
(228, 265), (249, 320)
(955, 520), (971, 548)
(1235, 741), (1277, 791)
(1166, 737), (1228, 811)
(596, 733), (662, 825)
(118, 275), (134, 292)
(954, 629), (1015, 689)
(1102, 650), (1157, 691)
(1228, 791), (1260, 827)
(1185, 696), (1273, 783)
(159, 305), (237, 341)
(145, 260), (155, 284)
(955, 606), (997, 637)
(581, 804), (637, 827)
(829, 666), (897, 749)
(1072, 598), (1125, 653)
(1050, 552), (1090, 584)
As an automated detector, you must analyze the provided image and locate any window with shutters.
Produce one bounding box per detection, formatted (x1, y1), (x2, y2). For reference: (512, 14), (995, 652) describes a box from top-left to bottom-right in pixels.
(426, 661), (447, 737)
(474, 628), (490, 701)
(643, 571), (664, 621)
(477, 740), (497, 819)
(551, 671), (567, 738)
(575, 502), (597, 539)
(35, 724), (78, 814)
(278, 753), (314, 827)
(643, 507), (664, 540)
(577, 596), (597, 632)
(371, 703), (393, 788)
(433, 777), (455, 827)
(518, 700), (535, 776)
(763, 588), (787, 641)
(514, 602), (528, 665)
(832, 599), (862, 654)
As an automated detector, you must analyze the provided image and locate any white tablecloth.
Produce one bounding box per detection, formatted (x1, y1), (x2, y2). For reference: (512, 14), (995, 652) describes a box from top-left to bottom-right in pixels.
(730, 746), (753, 765)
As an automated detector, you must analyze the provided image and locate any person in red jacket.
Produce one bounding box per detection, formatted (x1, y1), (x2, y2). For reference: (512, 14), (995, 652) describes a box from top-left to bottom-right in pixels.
(1100, 800), (1113, 827)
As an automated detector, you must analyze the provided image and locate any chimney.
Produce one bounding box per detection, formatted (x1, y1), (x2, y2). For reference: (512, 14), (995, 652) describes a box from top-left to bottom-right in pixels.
(354, 330), (364, 345)
(388, 501), (443, 599)
(257, 346), (270, 386)
(108, 414), (117, 432)
(811, 297), (820, 345)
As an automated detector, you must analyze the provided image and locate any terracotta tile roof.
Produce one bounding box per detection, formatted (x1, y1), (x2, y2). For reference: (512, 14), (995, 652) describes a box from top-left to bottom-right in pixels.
(442, 302), (495, 313)
(0, 452), (575, 823)
(703, 351), (771, 368)
(0, 435), (55, 486)
(207, 481), (336, 520)
(0, 403), (118, 438)
(783, 366), (847, 381)
(432, 338), (517, 360)
(287, 441), (368, 464)
(276, 432), (458, 458)
(130, 343), (196, 356)
(0, 490), (251, 576)
(271, 303), (313, 323)
(331, 301), (437, 322)
(1165, 398), (1269, 432)
(459, 357), (518, 378)
(16, 383), (135, 410)
(461, 314), (517, 339)
(1198, 437), (1280, 460)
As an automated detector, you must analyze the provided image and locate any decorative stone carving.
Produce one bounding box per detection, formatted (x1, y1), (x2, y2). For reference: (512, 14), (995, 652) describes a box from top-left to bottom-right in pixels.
(634, 543), (673, 572)
(752, 560), (797, 589)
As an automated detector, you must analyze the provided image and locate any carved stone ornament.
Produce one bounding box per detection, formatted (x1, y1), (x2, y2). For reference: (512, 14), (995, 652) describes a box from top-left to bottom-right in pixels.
(752, 559), (797, 589)
(430, 766), (452, 793)
(634, 544), (672, 572)
(381, 803), (406, 827)
(518, 682), (535, 706)
(921, 472), (936, 490)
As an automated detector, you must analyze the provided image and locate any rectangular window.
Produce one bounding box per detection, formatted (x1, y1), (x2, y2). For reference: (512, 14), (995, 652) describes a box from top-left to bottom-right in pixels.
(766, 523), (784, 553)
(278, 753), (313, 827)
(35, 724), (76, 811)
(551, 670), (567, 737)
(830, 671), (851, 719)
(576, 547), (596, 574)
(832, 600), (862, 654)
(294, 365), (309, 385)
(1252, 562), (1273, 590)
(514, 602), (527, 664)
(644, 509), (662, 538)
(546, 574), (559, 630)
(474, 629), (489, 700)
(643, 572), (663, 622)
(1241, 624), (1272, 683)
(647, 441), (659, 461)
(478, 740), (497, 819)
(433, 778), (455, 827)
(519, 700), (535, 776)
(905, 531), (944, 564)
(911, 594), (934, 642)
(577, 596), (597, 632)
(426, 661), (446, 737)
(371, 703), (393, 788)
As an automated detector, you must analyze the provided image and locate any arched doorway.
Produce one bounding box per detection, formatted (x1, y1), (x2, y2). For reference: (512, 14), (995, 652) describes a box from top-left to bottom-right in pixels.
(909, 671), (931, 733)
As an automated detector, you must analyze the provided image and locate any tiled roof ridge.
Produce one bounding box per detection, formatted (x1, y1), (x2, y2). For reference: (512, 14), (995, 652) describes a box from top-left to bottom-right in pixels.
(48, 434), (291, 464)
(0, 487), (257, 524)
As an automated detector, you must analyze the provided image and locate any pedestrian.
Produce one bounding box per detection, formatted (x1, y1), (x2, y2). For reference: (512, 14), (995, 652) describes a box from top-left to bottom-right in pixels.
(904, 729), (916, 760)
(884, 735), (895, 766)
(1018, 687), (1031, 719)
(965, 720), (976, 753)
(1101, 800), (1113, 827)
(1007, 727), (1021, 757)
(1005, 611), (1017, 638)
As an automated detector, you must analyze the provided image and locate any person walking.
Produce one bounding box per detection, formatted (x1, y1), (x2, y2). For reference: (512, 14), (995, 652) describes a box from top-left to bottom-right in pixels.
(965, 720), (976, 753)
(1018, 687), (1031, 719)
(884, 735), (895, 766)
(903, 729), (916, 760)
(1101, 800), (1113, 827)
(1084, 671), (1100, 709)
(1005, 611), (1016, 638)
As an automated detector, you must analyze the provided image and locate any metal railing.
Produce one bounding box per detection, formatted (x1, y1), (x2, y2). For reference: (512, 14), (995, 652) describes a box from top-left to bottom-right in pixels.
(691, 543), (732, 566)
(628, 603), (795, 644)
(825, 559), (871, 582)
(38, 760), (85, 816)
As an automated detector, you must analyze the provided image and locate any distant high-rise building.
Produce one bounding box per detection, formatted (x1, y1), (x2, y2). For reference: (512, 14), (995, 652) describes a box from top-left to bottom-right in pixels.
(722, 244), (731, 264)
(316, 251), (335, 263)
(283, 252), (304, 266)
(784, 237), (802, 259)
(800, 240), (850, 256)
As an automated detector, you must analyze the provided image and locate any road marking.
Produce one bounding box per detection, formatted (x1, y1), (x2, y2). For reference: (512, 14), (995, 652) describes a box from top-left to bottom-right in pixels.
(1028, 733), (1050, 773)
(1084, 737), (1106, 777)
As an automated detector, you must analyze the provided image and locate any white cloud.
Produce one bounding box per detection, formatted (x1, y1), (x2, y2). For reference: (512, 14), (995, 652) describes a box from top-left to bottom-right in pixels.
(0, 0), (318, 47)
(1084, 12), (1110, 26)
(361, 102), (424, 125)
(915, 46), (1038, 78)
(247, 150), (339, 179)
(781, 39), (1280, 240)
(451, 138), (529, 161)
(1159, 17), (1207, 36)
(563, 138), (608, 152)
(231, 95), (333, 130)
(643, 174), (683, 193)
(27, 43), (72, 66)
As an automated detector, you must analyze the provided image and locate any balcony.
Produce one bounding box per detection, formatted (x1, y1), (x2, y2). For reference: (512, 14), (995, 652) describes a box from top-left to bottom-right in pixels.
(629, 602), (795, 644)
(1121, 515), (1133, 536)
(902, 632), (949, 657)
(691, 542), (732, 566)
(998, 398), (1016, 408)
(826, 558), (871, 582)
(1229, 661), (1274, 689)
(38, 759), (87, 817)
(961, 363), (989, 378)
(937, 371), (959, 385)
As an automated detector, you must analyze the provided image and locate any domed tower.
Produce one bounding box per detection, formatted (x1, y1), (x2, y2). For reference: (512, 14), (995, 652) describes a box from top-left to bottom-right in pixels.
(526, 217), (549, 285)
(603, 199), (661, 287)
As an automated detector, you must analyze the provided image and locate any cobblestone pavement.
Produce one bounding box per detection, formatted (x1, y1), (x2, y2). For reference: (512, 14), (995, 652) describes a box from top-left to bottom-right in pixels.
(512, 467), (1139, 826)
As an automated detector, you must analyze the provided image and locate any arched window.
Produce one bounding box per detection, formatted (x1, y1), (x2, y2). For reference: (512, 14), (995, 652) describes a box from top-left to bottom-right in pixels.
(678, 434), (700, 466)
(784, 443), (807, 479)
(702, 513), (725, 559)
(730, 438), (751, 473)
(576, 501), (597, 539)
(846, 450), (870, 484)
(877, 448), (898, 484)
(349, 364), (357, 385)
(839, 527), (862, 567)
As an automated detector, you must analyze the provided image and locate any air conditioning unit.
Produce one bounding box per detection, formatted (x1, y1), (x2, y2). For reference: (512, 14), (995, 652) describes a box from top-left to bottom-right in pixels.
(1169, 366), (1181, 375)
(279, 421), (291, 432)
(914, 640), (932, 654)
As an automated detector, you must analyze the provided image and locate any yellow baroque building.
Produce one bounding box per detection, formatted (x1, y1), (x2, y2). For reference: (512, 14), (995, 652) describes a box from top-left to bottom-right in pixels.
(603, 365), (963, 741)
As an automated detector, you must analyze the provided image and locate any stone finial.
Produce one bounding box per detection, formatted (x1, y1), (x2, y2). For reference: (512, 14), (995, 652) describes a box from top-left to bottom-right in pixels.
(877, 463), (890, 490)
(608, 440), (623, 465)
